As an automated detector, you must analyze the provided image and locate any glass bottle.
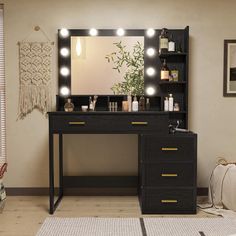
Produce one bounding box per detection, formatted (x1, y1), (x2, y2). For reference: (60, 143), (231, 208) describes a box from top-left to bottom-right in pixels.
(64, 98), (74, 112)
(139, 95), (145, 111)
(146, 98), (150, 111)
(160, 59), (170, 81)
(168, 34), (175, 52)
(159, 28), (168, 54)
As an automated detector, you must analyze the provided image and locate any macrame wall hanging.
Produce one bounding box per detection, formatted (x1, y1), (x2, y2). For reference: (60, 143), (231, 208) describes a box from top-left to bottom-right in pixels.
(18, 26), (54, 119)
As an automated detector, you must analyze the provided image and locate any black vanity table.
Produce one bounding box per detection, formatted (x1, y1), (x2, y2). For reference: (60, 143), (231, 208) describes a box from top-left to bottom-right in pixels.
(48, 111), (197, 214)
(49, 26), (197, 214)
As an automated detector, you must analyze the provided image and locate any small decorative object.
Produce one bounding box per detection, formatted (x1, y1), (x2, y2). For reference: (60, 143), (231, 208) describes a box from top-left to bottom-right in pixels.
(105, 41), (144, 95)
(170, 69), (179, 81)
(159, 28), (168, 54)
(81, 105), (88, 112)
(138, 95), (145, 111)
(64, 98), (74, 112)
(173, 102), (180, 111)
(0, 178), (6, 213)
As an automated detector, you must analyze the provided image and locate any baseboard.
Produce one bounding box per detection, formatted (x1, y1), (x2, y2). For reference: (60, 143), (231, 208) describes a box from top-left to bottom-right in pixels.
(6, 187), (208, 196)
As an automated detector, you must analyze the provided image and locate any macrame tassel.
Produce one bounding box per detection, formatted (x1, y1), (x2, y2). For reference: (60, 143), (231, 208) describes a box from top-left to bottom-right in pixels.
(18, 84), (52, 119)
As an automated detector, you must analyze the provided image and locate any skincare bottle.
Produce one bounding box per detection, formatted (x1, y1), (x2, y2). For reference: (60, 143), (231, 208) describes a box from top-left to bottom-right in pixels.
(64, 98), (74, 112)
(146, 98), (150, 111)
(127, 93), (132, 112)
(132, 96), (139, 112)
(168, 34), (175, 52)
(168, 94), (174, 111)
(164, 97), (169, 112)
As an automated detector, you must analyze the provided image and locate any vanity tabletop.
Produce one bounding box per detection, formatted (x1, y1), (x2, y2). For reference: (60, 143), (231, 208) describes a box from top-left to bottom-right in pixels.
(48, 111), (168, 115)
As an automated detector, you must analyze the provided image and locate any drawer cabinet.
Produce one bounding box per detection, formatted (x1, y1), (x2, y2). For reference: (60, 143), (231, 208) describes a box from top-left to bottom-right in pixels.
(139, 133), (197, 214)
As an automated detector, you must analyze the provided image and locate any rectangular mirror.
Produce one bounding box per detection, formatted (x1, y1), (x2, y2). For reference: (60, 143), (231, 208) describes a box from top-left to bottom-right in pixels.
(224, 40), (236, 96)
(71, 36), (144, 95)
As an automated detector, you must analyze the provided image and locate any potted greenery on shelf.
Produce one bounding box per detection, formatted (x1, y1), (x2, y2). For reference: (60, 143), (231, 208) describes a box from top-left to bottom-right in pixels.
(105, 41), (144, 95)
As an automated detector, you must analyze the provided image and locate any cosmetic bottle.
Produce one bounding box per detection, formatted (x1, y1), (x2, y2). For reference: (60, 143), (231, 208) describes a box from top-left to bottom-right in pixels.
(146, 98), (150, 111)
(89, 96), (94, 111)
(164, 97), (169, 112)
(139, 95), (145, 111)
(132, 96), (139, 112)
(168, 94), (174, 111)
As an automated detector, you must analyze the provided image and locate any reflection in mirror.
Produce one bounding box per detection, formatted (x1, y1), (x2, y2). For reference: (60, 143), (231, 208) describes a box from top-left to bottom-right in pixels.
(71, 36), (144, 95)
(224, 40), (236, 96)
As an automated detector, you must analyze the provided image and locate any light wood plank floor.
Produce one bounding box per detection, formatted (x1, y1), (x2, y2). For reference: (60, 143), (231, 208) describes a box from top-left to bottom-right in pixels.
(0, 196), (214, 236)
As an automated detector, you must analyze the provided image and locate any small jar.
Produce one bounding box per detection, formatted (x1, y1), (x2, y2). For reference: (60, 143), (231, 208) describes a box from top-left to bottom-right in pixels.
(173, 102), (180, 111)
(64, 98), (74, 112)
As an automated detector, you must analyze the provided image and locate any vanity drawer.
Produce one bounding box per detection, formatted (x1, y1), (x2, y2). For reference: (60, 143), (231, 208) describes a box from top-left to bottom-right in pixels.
(142, 163), (195, 187)
(141, 187), (196, 214)
(50, 114), (168, 133)
(143, 135), (196, 162)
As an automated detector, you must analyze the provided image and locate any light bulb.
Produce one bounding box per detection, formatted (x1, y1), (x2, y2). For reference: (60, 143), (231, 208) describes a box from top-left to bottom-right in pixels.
(146, 48), (155, 57)
(146, 28), (155, 37)
(146, 67), (155, 76)
(76, 38), (82, 56)
(60, 28), (69, 38)
(60, 67), (70, 76)
(60, 48), (69, 57)
(89, 28), (98, 36)
(146, 87), (155, 96)
(117, 28), (125, 36)
(60, 87), (70, 96)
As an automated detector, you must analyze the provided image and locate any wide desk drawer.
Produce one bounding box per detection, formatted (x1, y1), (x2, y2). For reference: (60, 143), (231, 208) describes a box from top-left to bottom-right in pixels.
(142, 163), (195, 187)
(141, 187), (196, 214)
(50, 114), (168, 133)
(143, 135), (196, 162)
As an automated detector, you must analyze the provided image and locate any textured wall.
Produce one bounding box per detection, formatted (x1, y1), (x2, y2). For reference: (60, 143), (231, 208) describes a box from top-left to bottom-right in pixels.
(2, 0), (236, 187)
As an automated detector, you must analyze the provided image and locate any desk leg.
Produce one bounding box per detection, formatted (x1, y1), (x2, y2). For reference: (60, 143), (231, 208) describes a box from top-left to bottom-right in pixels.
(49, 132), (54, 214)
(59, 134), (63, 197)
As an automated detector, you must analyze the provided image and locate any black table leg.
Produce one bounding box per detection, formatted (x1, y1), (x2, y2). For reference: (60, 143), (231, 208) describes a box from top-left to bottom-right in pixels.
(49, 132), (54, 214)
(59, 134), (63, 197)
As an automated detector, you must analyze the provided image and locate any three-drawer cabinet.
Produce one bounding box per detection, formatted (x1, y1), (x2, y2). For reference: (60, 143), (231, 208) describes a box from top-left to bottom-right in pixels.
(139, 133), (197, 214)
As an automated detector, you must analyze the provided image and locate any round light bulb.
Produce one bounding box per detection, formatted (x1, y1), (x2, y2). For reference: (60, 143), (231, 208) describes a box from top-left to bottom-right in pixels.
(89, 28), (98, 36)
(60, 67), (70, 76)
(60, 87), (70, 96)
(146, 67), (155, 76)
(60, 48), (70, 57)
(60, 28), (69, 38)
(117, 28), (125, 36)
(146, 28), (155, 37)
(146, 87), (155, 96)
(146, 48), (155, 57)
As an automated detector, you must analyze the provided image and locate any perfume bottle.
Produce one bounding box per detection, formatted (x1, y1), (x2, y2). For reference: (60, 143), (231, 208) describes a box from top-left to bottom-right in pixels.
(64, 98), (74, 112)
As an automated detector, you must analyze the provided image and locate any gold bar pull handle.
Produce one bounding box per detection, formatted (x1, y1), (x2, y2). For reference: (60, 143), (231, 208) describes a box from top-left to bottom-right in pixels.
(161, 174), (178, 177)
(69, 121), (86, 125)
(131, 121), (148, 125)
(161, 147), (178, 151)
(161, 200), (178, 203)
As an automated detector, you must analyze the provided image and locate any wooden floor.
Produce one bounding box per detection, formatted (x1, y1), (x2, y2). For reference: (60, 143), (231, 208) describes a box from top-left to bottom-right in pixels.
(0, 196), (214, 236)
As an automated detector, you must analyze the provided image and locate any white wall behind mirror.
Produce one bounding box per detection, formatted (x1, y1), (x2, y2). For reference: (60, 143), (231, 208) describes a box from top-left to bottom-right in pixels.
(71, 36), (144, 95)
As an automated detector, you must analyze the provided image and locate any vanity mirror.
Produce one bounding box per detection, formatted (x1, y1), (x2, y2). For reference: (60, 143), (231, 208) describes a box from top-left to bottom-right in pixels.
(224, 40), (236, 96)
(58, 29), (159, 97)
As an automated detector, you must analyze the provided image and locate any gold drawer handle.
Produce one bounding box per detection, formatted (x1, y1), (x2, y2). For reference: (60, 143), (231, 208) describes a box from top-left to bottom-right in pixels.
(161, 200), (178, 203)
(69, 121), (86, 125)
(161, 147), (178, 151)
(131, 122), (148, 125)
(161, 174), (178, 177)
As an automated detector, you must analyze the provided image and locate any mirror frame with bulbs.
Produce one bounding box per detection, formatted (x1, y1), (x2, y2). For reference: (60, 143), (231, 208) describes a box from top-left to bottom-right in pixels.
(58, 28), (159, 97)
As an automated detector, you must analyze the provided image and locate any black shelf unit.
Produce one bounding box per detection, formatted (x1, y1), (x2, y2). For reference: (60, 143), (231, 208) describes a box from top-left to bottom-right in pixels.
(144, 26), (189, 129)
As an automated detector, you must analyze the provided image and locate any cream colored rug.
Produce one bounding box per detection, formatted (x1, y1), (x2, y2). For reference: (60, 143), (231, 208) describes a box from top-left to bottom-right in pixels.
(36, 217), (236, 236)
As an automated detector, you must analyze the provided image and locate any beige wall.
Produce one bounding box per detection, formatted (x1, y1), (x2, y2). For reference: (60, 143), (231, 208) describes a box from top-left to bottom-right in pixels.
(2, 0), (236, 188)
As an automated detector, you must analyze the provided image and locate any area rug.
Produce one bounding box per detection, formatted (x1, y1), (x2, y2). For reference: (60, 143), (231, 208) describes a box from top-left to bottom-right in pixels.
(36, 217), (236, 236)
